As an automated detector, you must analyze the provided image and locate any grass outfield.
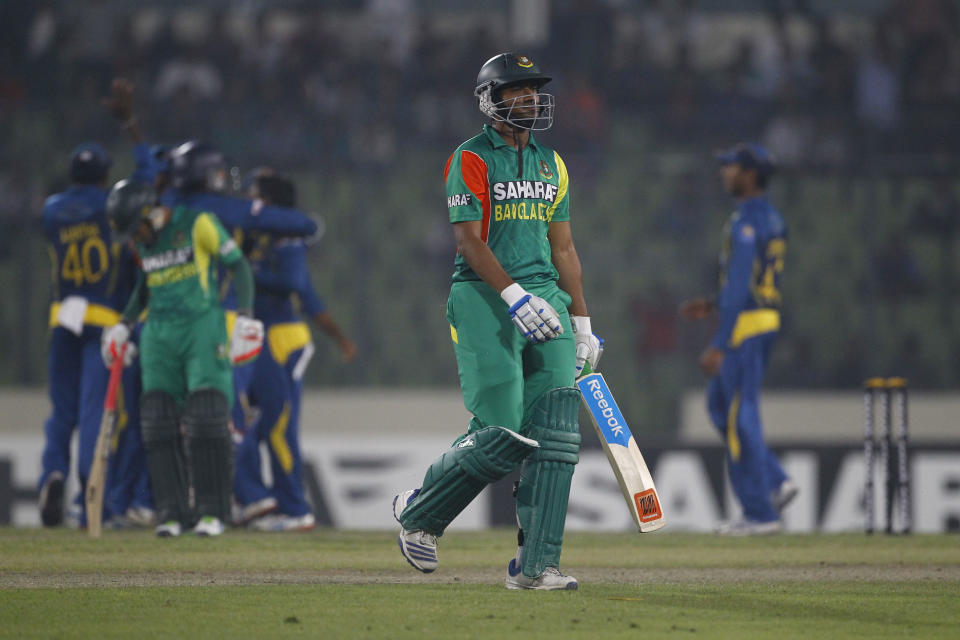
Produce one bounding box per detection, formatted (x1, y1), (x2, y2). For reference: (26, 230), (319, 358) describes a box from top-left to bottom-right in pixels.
(1, 529), (958, 639)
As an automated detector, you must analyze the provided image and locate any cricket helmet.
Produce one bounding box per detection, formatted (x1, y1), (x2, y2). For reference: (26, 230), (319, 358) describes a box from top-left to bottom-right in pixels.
(70, 142), (112, 184)
(169, 140), (227, 192)
(475, 53), (554, 131)
(106, 178), (157, 239)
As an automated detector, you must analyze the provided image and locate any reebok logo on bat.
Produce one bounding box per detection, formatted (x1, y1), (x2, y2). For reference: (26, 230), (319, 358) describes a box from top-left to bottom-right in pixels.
(585, 379), (625, 438)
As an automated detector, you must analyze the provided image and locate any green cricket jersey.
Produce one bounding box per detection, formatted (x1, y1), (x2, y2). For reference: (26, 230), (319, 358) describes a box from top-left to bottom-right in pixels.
(444, 124), (570, 284)
(134, 206), (242, 320)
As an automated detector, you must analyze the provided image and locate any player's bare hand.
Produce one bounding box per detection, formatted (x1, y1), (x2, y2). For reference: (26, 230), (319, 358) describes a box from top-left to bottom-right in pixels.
(679, 297), (715, 321)
(101, 77), (135, 122)
(699, 346), (724, 377)
(339, 338), (358, 363)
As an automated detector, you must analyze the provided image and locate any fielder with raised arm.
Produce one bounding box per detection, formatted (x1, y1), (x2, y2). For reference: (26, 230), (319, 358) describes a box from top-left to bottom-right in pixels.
(393, 53), (601, 590)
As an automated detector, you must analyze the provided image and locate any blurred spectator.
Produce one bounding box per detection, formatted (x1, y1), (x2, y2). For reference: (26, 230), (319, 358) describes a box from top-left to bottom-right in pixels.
(808, 16), (854, 109)
(856, 23), (901, 132)
(154, 44), (223, 101)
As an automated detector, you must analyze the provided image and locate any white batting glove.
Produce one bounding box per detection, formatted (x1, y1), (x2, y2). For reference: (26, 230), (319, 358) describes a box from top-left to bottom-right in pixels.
(571, 315), (603, 376)
(500, 283), (563, 344)
(101, 323), (137, 367)
(230, 315), (264, 365)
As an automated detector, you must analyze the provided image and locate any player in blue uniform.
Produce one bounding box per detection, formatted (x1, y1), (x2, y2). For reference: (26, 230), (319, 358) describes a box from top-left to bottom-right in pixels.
(680, 143), (797, 535)
(233, 170), (356, 531)
(39, 141), (156, 527)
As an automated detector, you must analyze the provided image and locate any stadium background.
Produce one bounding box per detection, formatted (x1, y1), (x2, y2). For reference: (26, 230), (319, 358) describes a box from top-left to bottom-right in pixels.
(1, 0), (959, 531)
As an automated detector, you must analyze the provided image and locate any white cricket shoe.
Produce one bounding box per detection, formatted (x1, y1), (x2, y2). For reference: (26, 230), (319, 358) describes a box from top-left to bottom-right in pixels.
(125, 506), (157, 528)
(193, 515), (225, 537)
(772, 479), (799, 512)
(393, 488), (438, 573)
(505, 564), (579, 591)
(235, 497), (278, 525)
(716, 518), (782, 536)
(155, 520), (182, 538)
(392, 488), (420, 522)
(250, 513), (316, 532)
(397, 528), (439, 573)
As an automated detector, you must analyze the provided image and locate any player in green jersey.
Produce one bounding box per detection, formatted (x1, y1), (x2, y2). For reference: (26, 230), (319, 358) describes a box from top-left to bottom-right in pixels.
(101, 178), (264, 538)
(393, 53), (602, 590)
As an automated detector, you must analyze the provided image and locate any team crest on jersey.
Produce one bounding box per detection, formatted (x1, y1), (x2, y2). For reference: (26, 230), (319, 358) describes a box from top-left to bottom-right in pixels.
(739, 224), (755, 240)
(174, 230), (186, 246)
(538, 160), (554, 180)
(516, 56), (534, 68)
(447, 193), (472, 208)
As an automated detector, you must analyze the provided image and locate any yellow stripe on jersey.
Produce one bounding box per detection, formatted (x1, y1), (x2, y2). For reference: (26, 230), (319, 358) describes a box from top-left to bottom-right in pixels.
(545, 151), (569, 222)
(269, 402), (294, 473)
(727, 392), (742, 462)
(450, 324), (459, 344)
(48, 302), (121, 328)
(192, 213), (221, 296)
(729, 309), (780, 348)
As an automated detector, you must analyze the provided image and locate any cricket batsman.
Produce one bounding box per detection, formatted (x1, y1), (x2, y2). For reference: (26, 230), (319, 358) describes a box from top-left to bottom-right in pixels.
(392, 53), (601, 590)
(680, 143), (797, 535)
(101, 172), (264, 538)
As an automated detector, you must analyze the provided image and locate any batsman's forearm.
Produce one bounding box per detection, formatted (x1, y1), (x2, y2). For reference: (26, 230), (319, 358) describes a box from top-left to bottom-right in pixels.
(553, 245), (588, 317)
(458, 235), (513, 293)
(229, 258), (255, 315)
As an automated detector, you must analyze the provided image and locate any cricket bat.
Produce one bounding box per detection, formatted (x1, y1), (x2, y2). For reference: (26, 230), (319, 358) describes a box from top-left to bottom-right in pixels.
(86, 344), (126, 538)
(576, 363), (666, 532)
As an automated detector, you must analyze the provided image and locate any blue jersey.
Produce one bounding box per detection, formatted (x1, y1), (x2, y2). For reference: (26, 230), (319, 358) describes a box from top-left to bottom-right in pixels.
(161, 190), (318, 238)
(712, 195), (787, 350)
(43, 185), (117, 308)
(246, 234), (325, 326)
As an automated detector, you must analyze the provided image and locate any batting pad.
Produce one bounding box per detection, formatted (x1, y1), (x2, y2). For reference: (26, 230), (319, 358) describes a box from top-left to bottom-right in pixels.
(183, 389), (234, 522)
(400, 426), (538, 536)
(516, 387), (581, 578)
(140, 390), (191, 525)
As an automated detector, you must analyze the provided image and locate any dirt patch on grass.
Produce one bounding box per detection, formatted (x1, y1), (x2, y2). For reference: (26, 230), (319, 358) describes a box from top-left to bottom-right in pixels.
(3, 565), (959, 589)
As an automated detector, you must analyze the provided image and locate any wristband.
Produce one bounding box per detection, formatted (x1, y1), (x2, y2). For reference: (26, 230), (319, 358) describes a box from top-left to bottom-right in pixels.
(499, 283), (526, 308)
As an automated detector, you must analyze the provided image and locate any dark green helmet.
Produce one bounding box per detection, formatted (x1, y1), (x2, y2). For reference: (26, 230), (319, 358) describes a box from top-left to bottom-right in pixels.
(475, 53), (554, 130)
(106, 178), (157, 239)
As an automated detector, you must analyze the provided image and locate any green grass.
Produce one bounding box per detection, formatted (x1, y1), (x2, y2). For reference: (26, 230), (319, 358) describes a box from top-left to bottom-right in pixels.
(1, 529), (958, 639)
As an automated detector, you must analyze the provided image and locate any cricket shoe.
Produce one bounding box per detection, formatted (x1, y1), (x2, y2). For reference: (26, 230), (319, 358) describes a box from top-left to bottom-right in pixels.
(392, 488), (420, 523)
(38, 471), (65, 527)
(393, 488), (437, 573)
(155, 520), (182, 538)
(771, 479), (799, 512)
(234, 497), (279, 526)
(250, 513), (316, 532)
(125, 505), (157, 528)
(193, 516), (225, 537)
(505, 564), (579, 591)
(716, 518), (782, 536)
